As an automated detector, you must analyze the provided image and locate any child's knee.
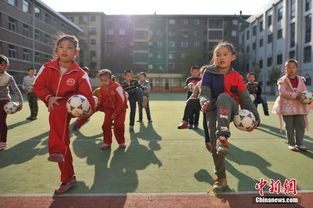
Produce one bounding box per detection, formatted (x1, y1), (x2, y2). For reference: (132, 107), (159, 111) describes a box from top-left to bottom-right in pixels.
(217, 93), (232, 103)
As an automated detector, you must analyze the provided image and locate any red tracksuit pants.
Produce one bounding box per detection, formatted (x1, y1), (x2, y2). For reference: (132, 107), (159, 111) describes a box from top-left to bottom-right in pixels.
(0, 100), (9, 143)
(102, 110), (126, 145)
(75, 114), (92, 129)
(49, 103), (74, 183)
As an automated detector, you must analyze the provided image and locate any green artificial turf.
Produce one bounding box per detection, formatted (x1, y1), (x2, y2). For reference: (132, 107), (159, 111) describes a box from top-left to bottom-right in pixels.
(0, 93), (312, 194)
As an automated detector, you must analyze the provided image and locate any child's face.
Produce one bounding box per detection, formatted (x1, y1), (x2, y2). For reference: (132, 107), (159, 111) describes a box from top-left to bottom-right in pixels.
(0, 62), (8, 73)
(28, 69), (36, 76)
(55, 40), (79, 63)
(139, 75), (146, 82)
(247, 75), (256, 83)
(285, 62), (298, 77)
(214, 47), (236, 69)
(99, 75), (111, 87)
(190, 69), (199, 77)
(124, 72), (133, 82)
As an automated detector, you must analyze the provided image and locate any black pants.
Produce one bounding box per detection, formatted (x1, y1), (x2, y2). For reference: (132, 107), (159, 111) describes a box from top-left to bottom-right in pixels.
(128, 95), (137, 126)
(254, 96), (269, 114)
(138, 98), (151, 121)
(182, 98), (200, 126)
(27, 92), (38, 118)
(203, 112), (210, 142)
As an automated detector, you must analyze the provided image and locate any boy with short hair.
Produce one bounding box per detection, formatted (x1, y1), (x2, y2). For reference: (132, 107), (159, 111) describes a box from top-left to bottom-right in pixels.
(0, 54), (23, 150)
(138, 72), (152, 122)
(22, 67), (38, 120)
(246, 72), (269, 116)
(184, 65), (201, 129)
(120, 70), (144, 130)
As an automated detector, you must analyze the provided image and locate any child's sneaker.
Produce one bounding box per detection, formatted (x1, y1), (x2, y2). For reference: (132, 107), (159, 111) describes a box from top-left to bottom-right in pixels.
(48, 153), (65, 163)
(188, 125), (193, 129)
(177, 121), (188, 129)
(212, 178), (227, 193)
(205, 142), (212, 152)
(288, 145), (297, 151)
(297, 145), (308, 151)
(119, 143), (126, 149)
(54, 177), (77, 194)
(264, 111), (269, 116)
(194, 124), (198, 129)
(101, 143), (111, 150)
(0, 142), (7, 151)
(216, 136), (229, 156)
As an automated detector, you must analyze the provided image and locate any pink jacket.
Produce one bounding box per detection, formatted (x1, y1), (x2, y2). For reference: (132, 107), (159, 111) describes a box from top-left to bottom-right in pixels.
(272, 75), (310, 116)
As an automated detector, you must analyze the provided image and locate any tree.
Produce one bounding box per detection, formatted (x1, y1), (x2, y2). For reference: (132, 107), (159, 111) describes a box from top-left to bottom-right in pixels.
(268, 65), (282, 95)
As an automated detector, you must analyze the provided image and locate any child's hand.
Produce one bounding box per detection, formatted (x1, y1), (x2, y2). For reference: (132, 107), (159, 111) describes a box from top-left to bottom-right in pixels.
(247, 121), (259, 132)
(111, 114), (117, 120)
(48, 96), (62, 112)
(17, 102), (23, 111)
(201, 101), (210, 112)
(296, 93), (305, 101)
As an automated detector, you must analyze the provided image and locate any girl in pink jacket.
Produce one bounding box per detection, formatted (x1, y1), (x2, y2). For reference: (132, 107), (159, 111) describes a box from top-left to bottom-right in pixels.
(272, 59), (310, 151)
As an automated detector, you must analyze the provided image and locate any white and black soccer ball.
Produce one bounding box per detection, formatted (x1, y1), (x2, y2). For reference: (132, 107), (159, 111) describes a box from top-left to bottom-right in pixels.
(66, 95), (90, 117)
(250, 94), (256, 102)
(4, 102), (18, 114)
(187, 83), (196, 91)
(93, 96), (98, 107)
(301, 91), (313, 104)
(233, 109), (256, 131)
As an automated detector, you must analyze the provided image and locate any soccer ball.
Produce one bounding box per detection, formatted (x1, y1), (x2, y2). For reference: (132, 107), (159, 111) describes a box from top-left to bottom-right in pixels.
(250, 94), (256, 102)
(301, 91), (313, 104)
(187, 82), (196, 91)
(66, 95), (90, 117)
(4, 102), (18, 114)
(93, 96), (98, 107)
(233, 109), (256, 131)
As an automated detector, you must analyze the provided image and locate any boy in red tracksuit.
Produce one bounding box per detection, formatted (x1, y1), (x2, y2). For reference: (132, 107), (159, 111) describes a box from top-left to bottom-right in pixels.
(33, 35), (95, 194)
(97, 69), (128, 150)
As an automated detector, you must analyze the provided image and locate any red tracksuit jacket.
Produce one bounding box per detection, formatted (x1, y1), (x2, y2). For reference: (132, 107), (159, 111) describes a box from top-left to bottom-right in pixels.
(98, 81), (128, 115)
(33, 59), (95, 110)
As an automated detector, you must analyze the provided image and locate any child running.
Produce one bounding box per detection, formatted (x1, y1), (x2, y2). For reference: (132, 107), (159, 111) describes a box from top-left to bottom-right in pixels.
(0, 55), (23, 150)
(33, 35), (95, 194)
(22, 67), (38, 120)
(246, 72), (269, 116)
(97, 69), (128, 150)
(272, 59), (310, 151)
(138, 72), (152, 122)
(200, 41), (260, 193)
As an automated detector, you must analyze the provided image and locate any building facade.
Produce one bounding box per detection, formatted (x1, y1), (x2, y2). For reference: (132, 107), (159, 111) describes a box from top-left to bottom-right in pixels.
(240, 0), (313, 92)
(0, 0), (82, 84)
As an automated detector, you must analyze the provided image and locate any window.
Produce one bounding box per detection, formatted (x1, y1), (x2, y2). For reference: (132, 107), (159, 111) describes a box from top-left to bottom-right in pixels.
(252, 42), (256, 50)
(169, 19), (175, 24)
(107, 28), (114, 35)
(181, 30), (188, 38)
(35, 52), (40, 62)
(267, 57), (273, 67)
(8, 17), (17, 32)
(305, 14), (312, 43)
(193, 31), (199, 36)
(44, 34), (50, 43)
(194, 19), (200, 25)
(34, 7), (41, 18)
(252, 26), (256, 36)
(259, 21), (264, 32)
(7, 0), (16, 6)
(290, 23), (295, 47)
(23, 49), (30, 61)
(157, 41), (162, 48)
(169, 41), (175, 47)
(89, 27), (96, 34)
(22, 24), (30, 37)
(52, 18), (58, 25)
(119, 29), (125, 35)
(45, 14), (50, 23)
(90, 51), (96, 57)
(35, 30), (40, 40)
(181, 19), (188, 25)
(277, 29), (283, 39)
(231, 30), (237, 37)
(267, 15), (272, 26)
(267, 33), (273, 43)
(8, 45), (16, 58)
(194, 41), (200, 48)
(209, 19), (223, 28)
(246, 46), (249, 53)
(246, 30), (250, 40)
(181, 41), (188, 48)
(290, 0), (296, 19)
(289, 50), (295, 58)
(90, 15), (96, 21)
(181, 53), (186, 58)
(90, 39), (96, 45)
(22, 0), (29, 12)
(259, 59), (263, 68)
(305, 0), (312, 11)
(277, 54), (283, 65)
(169, 30), (176, 36)
(304, 46), (312, 63)
(79, 16), (84, 24)
(169, 53), (175, 59)
(259, 38), (264, 47)
(232, 19), (238, 25)
(209, 31), (223, 40)
(277, 7), (283, 21)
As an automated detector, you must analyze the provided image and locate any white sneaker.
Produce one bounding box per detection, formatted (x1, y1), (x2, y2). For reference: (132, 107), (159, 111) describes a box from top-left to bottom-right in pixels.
(0, 142), (7, 150)
(288, 145), (297, 151)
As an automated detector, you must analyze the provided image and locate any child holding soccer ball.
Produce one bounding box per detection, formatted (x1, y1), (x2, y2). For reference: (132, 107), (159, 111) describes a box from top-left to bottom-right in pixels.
(33, 35), (95, 194)
(200, 41), (260, 193)
(97, 69), (128, 150)
(0, 55), (23, 150)
(272, 59), (310, 151)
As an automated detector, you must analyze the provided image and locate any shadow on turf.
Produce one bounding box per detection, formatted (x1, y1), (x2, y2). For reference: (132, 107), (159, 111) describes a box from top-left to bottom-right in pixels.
(8, 120), (32, 129)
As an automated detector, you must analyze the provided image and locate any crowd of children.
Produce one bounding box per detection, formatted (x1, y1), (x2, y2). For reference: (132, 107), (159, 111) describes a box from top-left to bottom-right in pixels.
(0, 35), (312, 195)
